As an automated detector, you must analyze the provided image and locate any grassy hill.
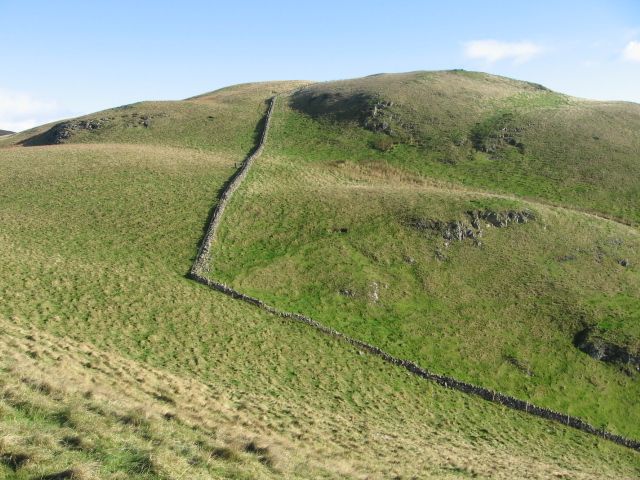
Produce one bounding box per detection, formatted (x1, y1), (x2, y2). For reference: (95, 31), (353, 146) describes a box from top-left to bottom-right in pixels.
(209, 71), (640, 438)
(1, 74), (639, 478)
(282, 71), (640, 225)
(0, 129), (14, 136)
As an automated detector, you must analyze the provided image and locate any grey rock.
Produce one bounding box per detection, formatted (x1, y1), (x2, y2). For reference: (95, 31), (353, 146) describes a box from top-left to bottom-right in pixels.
(408, 209), (533, 246)
(368, 282), (380, 303)
(574, 327), (639, 372)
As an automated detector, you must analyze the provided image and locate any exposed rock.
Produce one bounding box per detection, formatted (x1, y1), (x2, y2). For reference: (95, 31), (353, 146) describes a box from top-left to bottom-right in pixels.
(618, 258), (630, 268)
(49, 119), (106, 143)
(408, 209), (534, 245)
(368, 282), (380, 303)
(573, 327), (639, 372)
(21, 111), (165, 146)
(339, 288), (355, 297)
(403, 256), (416, 264)
(409, 218), (477, 242)
(471, 112), (526, 155)
(471, 209), (535, 228)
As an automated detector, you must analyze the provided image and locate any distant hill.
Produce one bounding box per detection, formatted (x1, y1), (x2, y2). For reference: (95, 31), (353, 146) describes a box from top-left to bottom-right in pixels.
(0, 129), (14, 136)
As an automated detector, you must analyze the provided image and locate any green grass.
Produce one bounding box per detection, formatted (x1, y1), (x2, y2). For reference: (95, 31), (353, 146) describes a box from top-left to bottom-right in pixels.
(0, 75), (639, 478)
(0, 81), (309, 154)
(277, 70), (640, 225)
(209, 80), (640, 439)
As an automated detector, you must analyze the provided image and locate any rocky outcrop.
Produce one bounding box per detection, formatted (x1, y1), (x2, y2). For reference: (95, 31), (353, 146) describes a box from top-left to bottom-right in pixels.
(410, 218), (473, 240)
(471, 112), (526, 155)
(21, 111), (164, 146)
(47, 119), (106, 144)
(574, 327), (640, 372)
(471, 209), (535, 228)
(290, 90), (409, 141)
(408, 209), (535, 245)
(363, 100), (395, 134)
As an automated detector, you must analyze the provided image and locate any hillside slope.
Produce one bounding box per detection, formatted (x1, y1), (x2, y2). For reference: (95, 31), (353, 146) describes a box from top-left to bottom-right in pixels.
(283, 71), (640, 225)
(1, 73), (639, 478)
(208, 71), (640, 439)
(0, 129), (14, 136)
(0, 81), (309, 153)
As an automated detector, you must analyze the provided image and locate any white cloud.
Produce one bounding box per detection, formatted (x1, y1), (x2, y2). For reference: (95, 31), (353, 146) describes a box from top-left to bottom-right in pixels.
(464, 40), (543, 64)
(0, 88), (64, 132)
(622, 41), (640, 62)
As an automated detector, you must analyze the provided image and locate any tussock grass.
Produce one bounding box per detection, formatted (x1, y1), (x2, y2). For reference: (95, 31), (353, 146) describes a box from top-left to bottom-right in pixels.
(2, 314), (640, 479)
(210, 87), (640, 439)
(0, 75), (638, 478)
(281, 71), (640, 225)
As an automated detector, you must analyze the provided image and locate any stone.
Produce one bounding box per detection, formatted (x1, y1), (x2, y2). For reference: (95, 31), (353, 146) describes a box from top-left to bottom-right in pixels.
(368, 282), (380, 303)
(407, 209), (534, 247)
(574, 327), (640, 372)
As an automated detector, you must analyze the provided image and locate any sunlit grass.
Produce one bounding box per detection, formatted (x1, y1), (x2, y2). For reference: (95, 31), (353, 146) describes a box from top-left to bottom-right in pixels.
(0, 76), (638, 478)
(210, 85), (640, 439)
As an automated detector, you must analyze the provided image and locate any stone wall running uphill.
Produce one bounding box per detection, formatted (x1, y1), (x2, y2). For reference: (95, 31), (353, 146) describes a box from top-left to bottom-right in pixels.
(188, 94), (640, 453)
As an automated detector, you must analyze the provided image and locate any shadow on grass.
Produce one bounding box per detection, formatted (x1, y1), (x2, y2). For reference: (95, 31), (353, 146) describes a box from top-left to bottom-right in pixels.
(19, 123), (65, 147)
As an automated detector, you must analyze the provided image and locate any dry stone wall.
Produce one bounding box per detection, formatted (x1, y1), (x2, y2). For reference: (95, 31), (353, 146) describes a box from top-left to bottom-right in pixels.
(190, 96), (276, 277)
(188, 94), (640, 452)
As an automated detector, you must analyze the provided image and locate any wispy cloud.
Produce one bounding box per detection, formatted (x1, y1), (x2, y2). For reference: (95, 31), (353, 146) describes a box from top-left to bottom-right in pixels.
(0, 88), (65, 132)
(464, 40), (543, 64)
(622, 41), (640, 62)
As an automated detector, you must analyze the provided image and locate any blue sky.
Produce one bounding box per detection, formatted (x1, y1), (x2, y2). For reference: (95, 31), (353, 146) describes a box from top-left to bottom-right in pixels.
(1, 0), (639, 131)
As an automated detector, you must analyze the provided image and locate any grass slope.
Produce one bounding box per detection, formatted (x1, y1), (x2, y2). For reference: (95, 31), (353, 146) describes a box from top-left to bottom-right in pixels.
(0, 81), (308, 154)
(3, 144), (637, 479)
(209, 73), (640, 439)
(280, 71), (640, 225)
(0, 75), (638, 478)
